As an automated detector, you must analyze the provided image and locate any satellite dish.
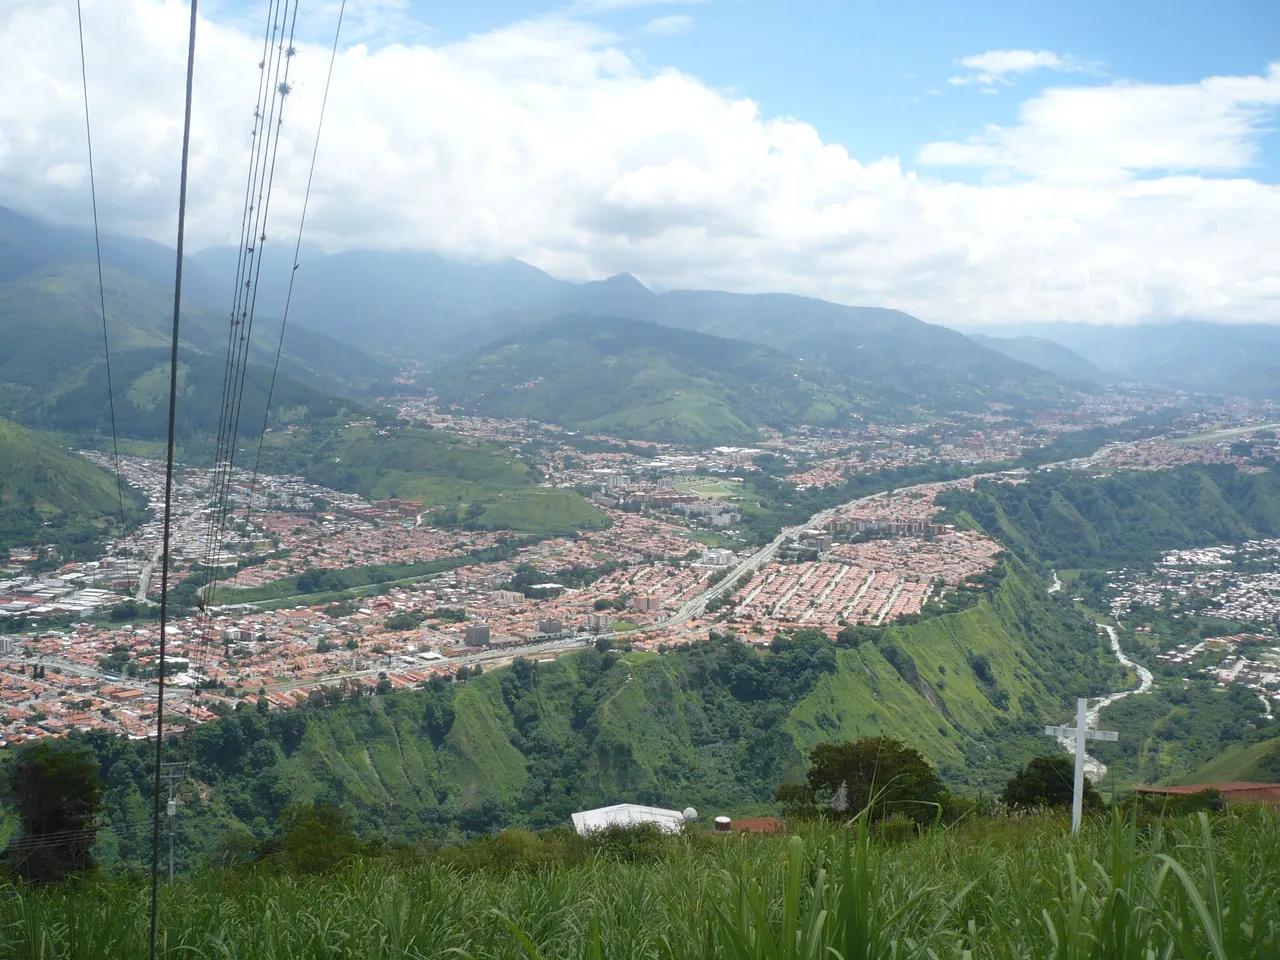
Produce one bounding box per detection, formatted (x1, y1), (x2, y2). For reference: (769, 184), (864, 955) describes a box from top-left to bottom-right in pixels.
(682, 807), (698, 821)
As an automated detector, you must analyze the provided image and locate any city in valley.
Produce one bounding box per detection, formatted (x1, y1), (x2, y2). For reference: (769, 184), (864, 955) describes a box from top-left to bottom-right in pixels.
(3, 394), (1278, 746)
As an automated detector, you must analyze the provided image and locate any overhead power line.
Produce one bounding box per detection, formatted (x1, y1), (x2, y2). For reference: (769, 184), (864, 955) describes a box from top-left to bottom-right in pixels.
(75, 0), (131, 572)
(150, 1), (199, 958)
(245, 0), (348, 530)
(194, 0), (301, 662)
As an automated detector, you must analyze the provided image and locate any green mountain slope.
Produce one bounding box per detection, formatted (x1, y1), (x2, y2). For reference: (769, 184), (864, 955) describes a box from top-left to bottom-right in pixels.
(1175, 735), (1280, 785)
(467, 276), (1076, 413)
(0, 418), (145, 555)
(79, 559), (1124, 868)
(4, 208), (1076, 414)
(0, 264), (379, 443)
(261, 424), (608, 536)
(937, 465), (1280, 570)
(969, 333), (1105, 384)
(433, 316), (880, 443)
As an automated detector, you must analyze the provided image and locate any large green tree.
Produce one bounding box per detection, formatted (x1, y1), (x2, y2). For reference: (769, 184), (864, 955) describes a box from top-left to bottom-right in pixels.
(0, 741), (104, 883)
(1002, 754), (1101, 810)
(788, 737), (947, 824)
(272, 803), (363, 874)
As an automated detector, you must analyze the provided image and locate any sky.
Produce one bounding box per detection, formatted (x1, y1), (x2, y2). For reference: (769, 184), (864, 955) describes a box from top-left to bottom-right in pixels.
(2, 0), (1279, 327)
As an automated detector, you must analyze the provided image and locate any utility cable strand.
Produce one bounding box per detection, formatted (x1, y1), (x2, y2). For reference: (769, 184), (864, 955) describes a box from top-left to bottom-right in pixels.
(199, 1), (299, 635)
(150, 0), (198, 956)
(245, 0), (348, 533)
(75, 0), (131, 574)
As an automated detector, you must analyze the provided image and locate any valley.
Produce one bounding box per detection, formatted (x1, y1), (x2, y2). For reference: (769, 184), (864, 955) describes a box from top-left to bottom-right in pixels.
(3, 204), (1280, 878)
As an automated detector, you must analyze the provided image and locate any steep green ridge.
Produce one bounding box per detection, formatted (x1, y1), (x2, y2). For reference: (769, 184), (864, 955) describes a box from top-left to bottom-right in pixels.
(1175, 735), (1280, 785)
(937, 465), (1280, 569)
(75, 559), (1121, 869)
(262, 424), (607, 536)
(36, 347), (365, 443)
(433, 316), (881, 443)
(0, 419), (145, 555)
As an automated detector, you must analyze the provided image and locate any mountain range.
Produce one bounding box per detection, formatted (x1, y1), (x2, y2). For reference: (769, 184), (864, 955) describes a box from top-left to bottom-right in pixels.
(182, 230), (1076, 413)
(11, 202), (1280, 457)
(972, 320), (1280, 400)
(434, 316), (885, 443)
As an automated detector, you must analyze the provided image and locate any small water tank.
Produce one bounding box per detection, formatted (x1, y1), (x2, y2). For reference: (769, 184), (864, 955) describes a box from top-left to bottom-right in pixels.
(682, 807), (698, 822)
(714, 816), (732, 832)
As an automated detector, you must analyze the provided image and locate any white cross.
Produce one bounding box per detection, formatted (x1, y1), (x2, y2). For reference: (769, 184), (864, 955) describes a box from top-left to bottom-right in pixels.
(1044, 697), (1118, 833)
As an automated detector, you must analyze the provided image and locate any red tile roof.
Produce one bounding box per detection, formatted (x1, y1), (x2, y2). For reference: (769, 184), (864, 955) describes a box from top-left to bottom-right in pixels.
(1139, 782), (1280, 803)
(730, 816), (783, 834)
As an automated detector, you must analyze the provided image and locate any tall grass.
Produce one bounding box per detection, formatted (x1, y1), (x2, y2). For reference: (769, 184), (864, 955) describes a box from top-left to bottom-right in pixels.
(2, 810), (1278, 959)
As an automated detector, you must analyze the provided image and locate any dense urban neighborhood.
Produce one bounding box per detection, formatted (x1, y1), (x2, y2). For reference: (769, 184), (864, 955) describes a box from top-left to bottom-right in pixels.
(4, 393), (1280, 747)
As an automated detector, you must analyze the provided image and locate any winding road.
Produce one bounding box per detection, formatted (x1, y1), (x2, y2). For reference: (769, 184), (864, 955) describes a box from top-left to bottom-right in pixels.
(1054, 623), (1155, 779)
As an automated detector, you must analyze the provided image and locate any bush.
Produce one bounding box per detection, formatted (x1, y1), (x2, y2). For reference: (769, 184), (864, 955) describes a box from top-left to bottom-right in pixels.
(271, 803), (363, 874)
(1003, 754), (1101, 811)
(875, 811), (918, 844)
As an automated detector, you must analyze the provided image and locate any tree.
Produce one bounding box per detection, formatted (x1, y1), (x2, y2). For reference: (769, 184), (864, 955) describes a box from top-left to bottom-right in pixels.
(1002, 754), (1101, 810)
(384, 611), (423, 631)
(274, 803), (362, 874)
(0, 741), (104, 883)
(797, 737), (946, 824)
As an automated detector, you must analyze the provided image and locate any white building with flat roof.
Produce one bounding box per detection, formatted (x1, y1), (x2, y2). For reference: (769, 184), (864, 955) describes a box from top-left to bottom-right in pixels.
(571, 803), (689, 836)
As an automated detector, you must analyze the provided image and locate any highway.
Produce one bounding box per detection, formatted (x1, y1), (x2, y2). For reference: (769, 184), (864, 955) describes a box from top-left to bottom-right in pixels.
(135, 509), (205, 601)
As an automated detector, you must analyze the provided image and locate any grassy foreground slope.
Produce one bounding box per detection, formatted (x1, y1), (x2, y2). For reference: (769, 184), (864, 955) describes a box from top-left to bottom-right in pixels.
(0, 419), (145, 555)
(8, 812), (1280, 960)
(78, 560), (1122, 871)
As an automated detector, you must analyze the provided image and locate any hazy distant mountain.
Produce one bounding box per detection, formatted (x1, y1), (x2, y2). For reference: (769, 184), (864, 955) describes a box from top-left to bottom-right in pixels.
(7, 206), (1074, 414)
(0, 208), (394, 409)
(0, 205), (224, 305)
(188, 241), (1081, 412)
(188, 244), (570, 358)
(0, 262), (374, 442)
(978, 321), (1280, 399)
(434, 315), (885, 444)
(968, 333), (1105, 385)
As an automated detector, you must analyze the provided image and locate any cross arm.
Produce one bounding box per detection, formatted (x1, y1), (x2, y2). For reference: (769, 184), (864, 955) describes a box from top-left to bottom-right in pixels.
(1044, 725), (1118, 741)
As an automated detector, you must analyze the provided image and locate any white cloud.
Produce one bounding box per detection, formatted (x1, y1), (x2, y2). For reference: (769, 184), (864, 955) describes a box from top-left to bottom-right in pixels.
(572, 0), (706, 12)
(949, 48), (1079, 86)
(641, 14), (693, 36)
(921, 65), (1280, 182)
(2, 0), (1279, 328)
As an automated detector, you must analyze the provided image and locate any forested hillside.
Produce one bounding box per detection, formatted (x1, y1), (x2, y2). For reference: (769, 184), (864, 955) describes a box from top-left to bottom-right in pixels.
(937, 465), (1280, 569)
(259, 424), (608, 536)
(0, 419), (145, 556)
(67, 558), (1122, 871)
(433, 316), (881, 443)
(968, 333), (1106, 385)
(0, 262), (388, 443)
